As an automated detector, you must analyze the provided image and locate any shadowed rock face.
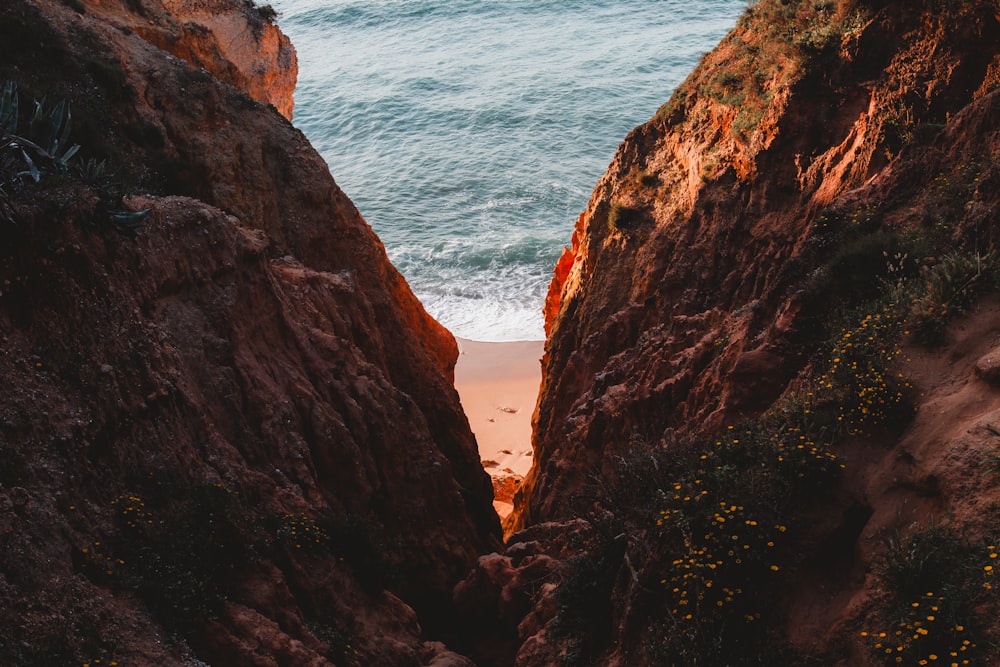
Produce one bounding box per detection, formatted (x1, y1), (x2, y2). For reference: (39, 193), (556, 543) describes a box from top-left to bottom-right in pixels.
(0, 0), (497, 664)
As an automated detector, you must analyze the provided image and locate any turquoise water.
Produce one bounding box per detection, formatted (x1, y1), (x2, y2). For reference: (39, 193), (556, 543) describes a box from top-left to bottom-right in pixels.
(269, 0), (745, 341)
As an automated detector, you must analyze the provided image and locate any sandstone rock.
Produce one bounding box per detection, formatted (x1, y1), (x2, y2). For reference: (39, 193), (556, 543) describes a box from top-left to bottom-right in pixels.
(420, 642), (478, 667)
(453, 519), (597, 665)
(975, 346), (1000, 384)
(0, 0), (494, 663)
(84, 0), (297, 119)
(516, 0), (1000, 535)
(512, 0), (1000, 663)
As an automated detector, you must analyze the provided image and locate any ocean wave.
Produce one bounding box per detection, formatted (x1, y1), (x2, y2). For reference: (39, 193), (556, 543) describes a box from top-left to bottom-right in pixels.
(270, 0), (745, 340)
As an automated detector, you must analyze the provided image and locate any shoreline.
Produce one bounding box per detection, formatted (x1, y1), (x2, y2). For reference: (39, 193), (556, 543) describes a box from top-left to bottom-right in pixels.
(454, 338), (543, 519)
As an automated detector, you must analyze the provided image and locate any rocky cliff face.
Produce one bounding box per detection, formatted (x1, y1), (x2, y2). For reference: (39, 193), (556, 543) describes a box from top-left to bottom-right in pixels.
(521, 0), (1000, 530)
(0, 0), (495, 665)
(5, 0), (1000, 664)
(85, 0), (297, 119)
(478, 0), (1000, 664)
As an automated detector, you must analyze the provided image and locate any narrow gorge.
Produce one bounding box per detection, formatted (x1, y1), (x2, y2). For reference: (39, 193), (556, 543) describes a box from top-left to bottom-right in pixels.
(1, 1), (999, 666)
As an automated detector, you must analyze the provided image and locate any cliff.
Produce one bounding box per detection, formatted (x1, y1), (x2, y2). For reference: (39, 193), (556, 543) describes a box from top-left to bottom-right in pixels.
(5, 0), (1000, 664)
(522, 0), (1000, 530)
(0, 0), (496, 665)
(85, 0), (297, 119)
(467, 0), (1000, 664)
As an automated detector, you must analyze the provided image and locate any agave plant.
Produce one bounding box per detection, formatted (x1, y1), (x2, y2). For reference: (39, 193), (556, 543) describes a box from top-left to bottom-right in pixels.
(1, 81), (81, 175)
(0, 80), (149, 232)
(27, 95), (80, 169)
(0, 80), (81, 224)
(0, 82), (20, 224)
(0, 80), (17, 134)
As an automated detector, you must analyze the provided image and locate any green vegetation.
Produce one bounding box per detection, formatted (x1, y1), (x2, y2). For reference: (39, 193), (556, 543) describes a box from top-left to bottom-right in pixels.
(275, 512), (333, 552)
(607, 201), (642, 233)
(649, 0), (885, 173)
(548, 392), (849, 663)
(0, 79), (150, 231)
(554, 143), (998, 662)
(880, 99), (917, 157)
(0, 80), (79, 223)
(640, 412), (843, 663)
(614, 231), (993, 661)
(862, 526), (997, 666)
(638, 170), (659, 188)
(73, 473), (397, 649)
(804, 151), (998, 661)
(657, 0), (871, 142)
(551, 545), (623, 666)
(805, 156), (997, 351)
(808, 229), (904, 303)
(81, 483), (255, 632)
(981, 425), (1000, 478)
(309, 620), (358, 663)
(908, 251), (998, 346)
(923, 162), (983, 233)
(815, 301), (915, 435)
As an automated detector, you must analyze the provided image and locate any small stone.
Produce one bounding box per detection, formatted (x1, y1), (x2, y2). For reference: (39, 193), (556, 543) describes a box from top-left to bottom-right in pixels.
(100, 364), (114, 374)
(975, 348), (1000, 384)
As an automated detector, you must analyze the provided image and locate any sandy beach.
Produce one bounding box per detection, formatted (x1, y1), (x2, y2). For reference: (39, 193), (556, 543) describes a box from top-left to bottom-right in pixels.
(454, 338), (543, 519)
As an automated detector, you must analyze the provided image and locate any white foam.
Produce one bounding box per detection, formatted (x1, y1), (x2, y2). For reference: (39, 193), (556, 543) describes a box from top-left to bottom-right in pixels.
(273, 0), (745, 343)
(423, 293), (545, 342)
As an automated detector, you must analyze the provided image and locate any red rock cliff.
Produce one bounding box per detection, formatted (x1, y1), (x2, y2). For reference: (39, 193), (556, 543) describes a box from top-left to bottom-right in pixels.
(470, 1), (1000, 664)
(0, 0), (495, 664)
(520, 0), (1000, 531)
(85, 0), (297, 119)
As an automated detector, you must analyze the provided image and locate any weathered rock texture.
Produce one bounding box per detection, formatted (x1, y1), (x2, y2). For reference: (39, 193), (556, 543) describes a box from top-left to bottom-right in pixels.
(85, 0), (298, 119)
(0, 0), (496, 664)
(488, 0), (1000, 664)
(520, 0), (1000, 532)
(5, 0), (1000, 664)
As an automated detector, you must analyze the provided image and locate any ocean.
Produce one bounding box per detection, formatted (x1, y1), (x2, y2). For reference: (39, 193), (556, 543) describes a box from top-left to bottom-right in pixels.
(268, 0), (746, 341)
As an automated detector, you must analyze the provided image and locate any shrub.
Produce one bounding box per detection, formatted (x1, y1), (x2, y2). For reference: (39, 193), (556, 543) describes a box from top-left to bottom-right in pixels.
(863, 526), (997, 666)
(639, 171), (659, 188)
(275, 512), (332, 552)
(243, 1), (279, 37)
(807, 229), (906, 304)
(629, 417), (842, 663)
(921, 162), (982, 234)
(816, 301), (916, 435)
(0, 80), (80, 223)
(732, 106), (765, 136)
(550, 542), (623, 666)
(81, 482), (256, 632)
(981, 425), (1000, 478)
(880, 100), (916, 155)
(607, 202), (642, 233)
(862, 593), (979, 666)
(907, 251), (998, 346)
(309, 621), (358, 663)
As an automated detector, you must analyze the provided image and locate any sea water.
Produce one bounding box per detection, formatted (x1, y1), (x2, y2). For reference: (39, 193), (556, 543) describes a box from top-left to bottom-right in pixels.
(268, 0), (745, 341)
